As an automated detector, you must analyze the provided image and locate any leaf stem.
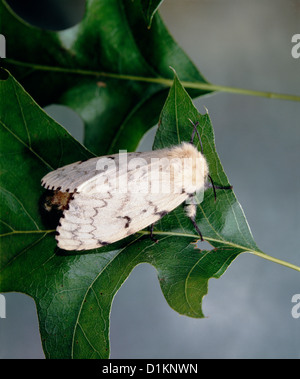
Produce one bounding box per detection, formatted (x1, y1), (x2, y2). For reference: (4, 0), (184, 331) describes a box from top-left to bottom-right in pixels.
(139, 230), (300, 272)
(248, 251), (300, 272)
(4, 59), (300, 102)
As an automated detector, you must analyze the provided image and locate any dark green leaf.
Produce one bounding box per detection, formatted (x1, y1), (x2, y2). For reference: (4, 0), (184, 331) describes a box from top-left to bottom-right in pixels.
(154, 72), (259, 252)
(0, 70), (262, 358)
(0, 0), (210, 155)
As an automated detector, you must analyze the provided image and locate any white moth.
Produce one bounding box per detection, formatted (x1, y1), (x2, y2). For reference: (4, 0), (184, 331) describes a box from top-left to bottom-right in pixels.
(41, 124), (231, 251)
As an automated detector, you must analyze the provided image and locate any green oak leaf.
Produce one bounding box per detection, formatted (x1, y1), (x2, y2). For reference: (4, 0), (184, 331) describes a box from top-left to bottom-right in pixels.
(0, 69), (261, 359)
(0, 0), (210, 156)
(153, 72), (259, 252)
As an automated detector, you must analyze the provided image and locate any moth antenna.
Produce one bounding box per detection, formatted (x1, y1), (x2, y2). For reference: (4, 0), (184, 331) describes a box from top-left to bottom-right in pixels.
(214, 184), (233, 190)
(188, 119), (203, 154)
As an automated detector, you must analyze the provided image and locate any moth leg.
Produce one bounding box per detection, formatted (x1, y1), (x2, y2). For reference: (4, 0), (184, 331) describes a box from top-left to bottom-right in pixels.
(185, 202), (204, 242)
(190, 217), (204, 242)
(206, 175), (233, 202)
(149, 223), (159, 243)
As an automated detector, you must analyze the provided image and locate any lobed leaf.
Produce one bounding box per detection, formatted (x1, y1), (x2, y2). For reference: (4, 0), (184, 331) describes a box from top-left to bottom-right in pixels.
(0, 0), (210, 155)
(0, 70), (262, 358)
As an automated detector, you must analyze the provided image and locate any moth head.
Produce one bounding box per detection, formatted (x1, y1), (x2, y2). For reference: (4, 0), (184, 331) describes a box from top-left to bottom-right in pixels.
(167, 142), (209, 194)
(188, 119), (232, 197)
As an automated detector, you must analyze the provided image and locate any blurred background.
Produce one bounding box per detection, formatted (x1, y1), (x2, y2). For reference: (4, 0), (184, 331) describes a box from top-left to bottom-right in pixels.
(0, 0), (299, 359)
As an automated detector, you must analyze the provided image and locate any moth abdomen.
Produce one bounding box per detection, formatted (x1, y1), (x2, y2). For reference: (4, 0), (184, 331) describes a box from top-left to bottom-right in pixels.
(43, 190), (74, 213)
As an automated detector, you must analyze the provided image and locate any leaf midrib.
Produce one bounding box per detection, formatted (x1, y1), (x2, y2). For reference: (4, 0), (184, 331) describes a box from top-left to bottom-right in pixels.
(0, 227), (260, 253)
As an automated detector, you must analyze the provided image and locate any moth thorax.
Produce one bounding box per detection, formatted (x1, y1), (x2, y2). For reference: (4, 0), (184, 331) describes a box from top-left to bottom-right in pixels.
(167, 143), (208, 194)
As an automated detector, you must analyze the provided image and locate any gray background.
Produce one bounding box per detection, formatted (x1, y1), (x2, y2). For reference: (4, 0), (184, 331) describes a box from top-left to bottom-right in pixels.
(1, 0), (299, 359)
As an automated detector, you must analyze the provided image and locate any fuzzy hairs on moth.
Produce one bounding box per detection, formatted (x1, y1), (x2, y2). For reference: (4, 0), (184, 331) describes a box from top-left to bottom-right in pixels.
(41, 122), (232, 251)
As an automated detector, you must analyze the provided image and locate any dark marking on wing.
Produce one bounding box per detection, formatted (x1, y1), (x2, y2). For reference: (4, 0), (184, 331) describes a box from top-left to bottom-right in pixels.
(98, 240), (109, 246)
(157, 210), (168, 218)
(118, 215), (132, 228)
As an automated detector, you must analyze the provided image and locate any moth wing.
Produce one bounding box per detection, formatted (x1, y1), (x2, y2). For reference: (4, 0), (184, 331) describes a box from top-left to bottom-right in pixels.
(56, 190), (188, 251)
(48, 146), (199, 250)
(41, 146), (199, 194)
(41, 152), (143, 193)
